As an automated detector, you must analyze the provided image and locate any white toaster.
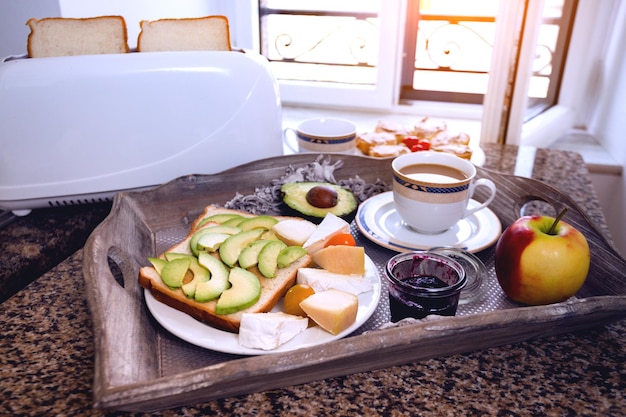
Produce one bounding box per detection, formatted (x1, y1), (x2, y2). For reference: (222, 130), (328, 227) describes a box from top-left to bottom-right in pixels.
(0, 50), (283, 214)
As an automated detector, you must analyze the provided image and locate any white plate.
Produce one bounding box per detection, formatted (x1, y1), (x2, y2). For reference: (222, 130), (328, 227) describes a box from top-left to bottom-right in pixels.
(282, 134), (485, 166)
(144, 256), (382, 355)
(356, 191), (501, 253)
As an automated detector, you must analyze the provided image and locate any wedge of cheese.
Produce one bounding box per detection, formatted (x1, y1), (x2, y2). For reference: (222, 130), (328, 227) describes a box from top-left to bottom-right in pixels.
(238, 312), (309, 350)
(297, 268), (372, 295)
(312, 245), (365, 275)
(299, 289), (358, 335)
(272, 219), (317, 246)
(302, 213), (350, 254)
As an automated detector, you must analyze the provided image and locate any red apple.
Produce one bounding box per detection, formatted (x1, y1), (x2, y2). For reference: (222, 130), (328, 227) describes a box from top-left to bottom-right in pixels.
(494, 209), (590, 305)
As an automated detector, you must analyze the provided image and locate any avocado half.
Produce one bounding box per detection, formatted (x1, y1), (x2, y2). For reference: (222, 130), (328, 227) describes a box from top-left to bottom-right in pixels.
(281, 182), (358, 224)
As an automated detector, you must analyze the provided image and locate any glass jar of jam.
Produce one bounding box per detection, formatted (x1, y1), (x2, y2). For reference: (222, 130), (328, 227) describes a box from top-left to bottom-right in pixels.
(385, 251), (467, 322)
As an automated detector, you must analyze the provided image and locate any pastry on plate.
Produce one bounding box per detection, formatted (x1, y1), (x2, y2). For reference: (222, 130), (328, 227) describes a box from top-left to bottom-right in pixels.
(429, 130), (471, 147)
(368, 144), (411, 158)
(356, 131), (399, 155)
(410, 116), (448, 140)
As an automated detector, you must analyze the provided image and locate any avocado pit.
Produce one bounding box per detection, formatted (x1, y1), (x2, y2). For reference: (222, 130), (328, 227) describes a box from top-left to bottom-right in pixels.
(281, 182), (358, 224)
(306, 185), (338, 209)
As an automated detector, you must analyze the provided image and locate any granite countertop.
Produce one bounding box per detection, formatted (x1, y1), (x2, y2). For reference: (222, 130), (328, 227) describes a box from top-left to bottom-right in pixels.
(0, 203), (111, 303)
(1, 144), (624, 416)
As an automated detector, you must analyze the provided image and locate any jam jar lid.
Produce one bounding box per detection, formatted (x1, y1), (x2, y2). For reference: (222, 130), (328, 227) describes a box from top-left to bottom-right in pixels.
(428, 247), (487, 305)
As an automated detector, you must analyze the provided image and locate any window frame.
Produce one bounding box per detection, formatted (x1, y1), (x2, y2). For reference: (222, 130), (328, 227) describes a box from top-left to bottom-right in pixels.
(519, 0), (617, 146)
(255, 0), (403, 111)
(229, 0), (615, 145)
(399, 0), (494, 105)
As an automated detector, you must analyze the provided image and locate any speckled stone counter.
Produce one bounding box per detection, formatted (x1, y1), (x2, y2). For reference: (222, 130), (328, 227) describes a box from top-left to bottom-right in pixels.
(0, 202), (111, 302)
(1, 144), (624, 416)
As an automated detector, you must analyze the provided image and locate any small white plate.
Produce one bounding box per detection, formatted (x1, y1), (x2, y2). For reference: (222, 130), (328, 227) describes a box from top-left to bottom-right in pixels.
(356, 192), (501, 253)
(144, 256), (382, 355)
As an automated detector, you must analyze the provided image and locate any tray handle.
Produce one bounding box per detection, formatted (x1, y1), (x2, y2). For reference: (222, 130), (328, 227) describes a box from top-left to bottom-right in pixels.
(82, 199), (161, 392)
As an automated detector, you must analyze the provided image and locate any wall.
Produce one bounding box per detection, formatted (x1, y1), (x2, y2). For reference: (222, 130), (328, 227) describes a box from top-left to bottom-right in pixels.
(0, 0), (61, 58)
(588, 1), (626, 257)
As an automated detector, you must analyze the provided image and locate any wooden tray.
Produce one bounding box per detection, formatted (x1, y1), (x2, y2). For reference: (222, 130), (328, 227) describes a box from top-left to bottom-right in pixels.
(82, 154), (626, 412)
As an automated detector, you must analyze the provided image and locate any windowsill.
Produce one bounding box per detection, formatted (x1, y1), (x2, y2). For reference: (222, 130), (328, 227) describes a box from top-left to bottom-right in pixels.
(283, 106), (623, 176)
(548, 129), (623, 176)
(282, 105), (483, 149)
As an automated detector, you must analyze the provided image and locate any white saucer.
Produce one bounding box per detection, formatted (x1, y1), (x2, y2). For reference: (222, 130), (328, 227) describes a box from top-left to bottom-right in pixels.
(356, 191), (501, 253)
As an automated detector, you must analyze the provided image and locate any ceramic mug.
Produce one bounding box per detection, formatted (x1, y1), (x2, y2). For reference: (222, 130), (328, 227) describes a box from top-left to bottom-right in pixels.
(284, 117), (357, 154)
(392, 151), (497, 234)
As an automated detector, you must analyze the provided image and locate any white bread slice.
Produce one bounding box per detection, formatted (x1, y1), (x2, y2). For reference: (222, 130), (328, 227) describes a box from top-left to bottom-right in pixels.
(137, 15), (232, 52)
(139, 206), (313, 333)
(189, 206), (256, 235)
(26, 16), (129, 58)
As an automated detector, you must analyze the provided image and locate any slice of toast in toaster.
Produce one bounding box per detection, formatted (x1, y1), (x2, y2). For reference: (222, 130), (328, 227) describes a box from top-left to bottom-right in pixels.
(26, 16), (130, 58)
(137, 15), (232, 52)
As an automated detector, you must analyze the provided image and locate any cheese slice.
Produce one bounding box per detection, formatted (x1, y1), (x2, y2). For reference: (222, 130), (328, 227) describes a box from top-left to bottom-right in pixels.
(299, 289), (358, 335)
(297, 268), (372, 295)
(302, 213), (350, 254)
(272, 219), (317, 246)
(312, 245), (365, 275)
(238, 312), (309, 350)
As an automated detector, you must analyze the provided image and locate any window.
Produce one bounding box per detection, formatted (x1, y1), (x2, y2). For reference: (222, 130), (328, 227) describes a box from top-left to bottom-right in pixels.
(256, 0), (577, 127)
(400, 0), (500, 104)
(257, 0), (398, 111)
(525, 0), (577, 121)
(259, 0), (380, 85)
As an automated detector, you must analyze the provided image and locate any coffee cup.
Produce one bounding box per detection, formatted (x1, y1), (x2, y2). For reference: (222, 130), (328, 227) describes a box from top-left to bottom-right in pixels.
(284, 117), (357, 154)
(391, 151), (496, 234)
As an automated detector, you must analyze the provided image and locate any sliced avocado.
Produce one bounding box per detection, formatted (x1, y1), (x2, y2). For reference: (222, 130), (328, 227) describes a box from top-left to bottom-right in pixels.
(260, 230), (279, 241)
(196, 232), (232, 253)
(238, 239), (273, 270)
(196, 213), (243, 228)
(219, 228), (265, 267)
(238, 215), (279, 232)
(215, 267), (261, 315)
(281, 182), (357, 224)
(160, 257), (191, 288)
(181, 257), (211, 298)
(221, 216), (246, 227)
(257, 240), (288, 278)
(277, 246), (307, 269)
(195, 253), (230, 302)
(148, 257), (167, 275)
(164, 252), (194, 261)
(189, 225), (242, 256)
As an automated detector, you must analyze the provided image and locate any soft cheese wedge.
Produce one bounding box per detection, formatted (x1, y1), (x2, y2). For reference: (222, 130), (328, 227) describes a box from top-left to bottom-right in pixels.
(238, 312), (309, 350)
(297, 268), (372, 295)
(271, 219), (317, 246)
(299, 289), (358, 335)
(312, 245), (365, 275)
(302, 213), (350, 254)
